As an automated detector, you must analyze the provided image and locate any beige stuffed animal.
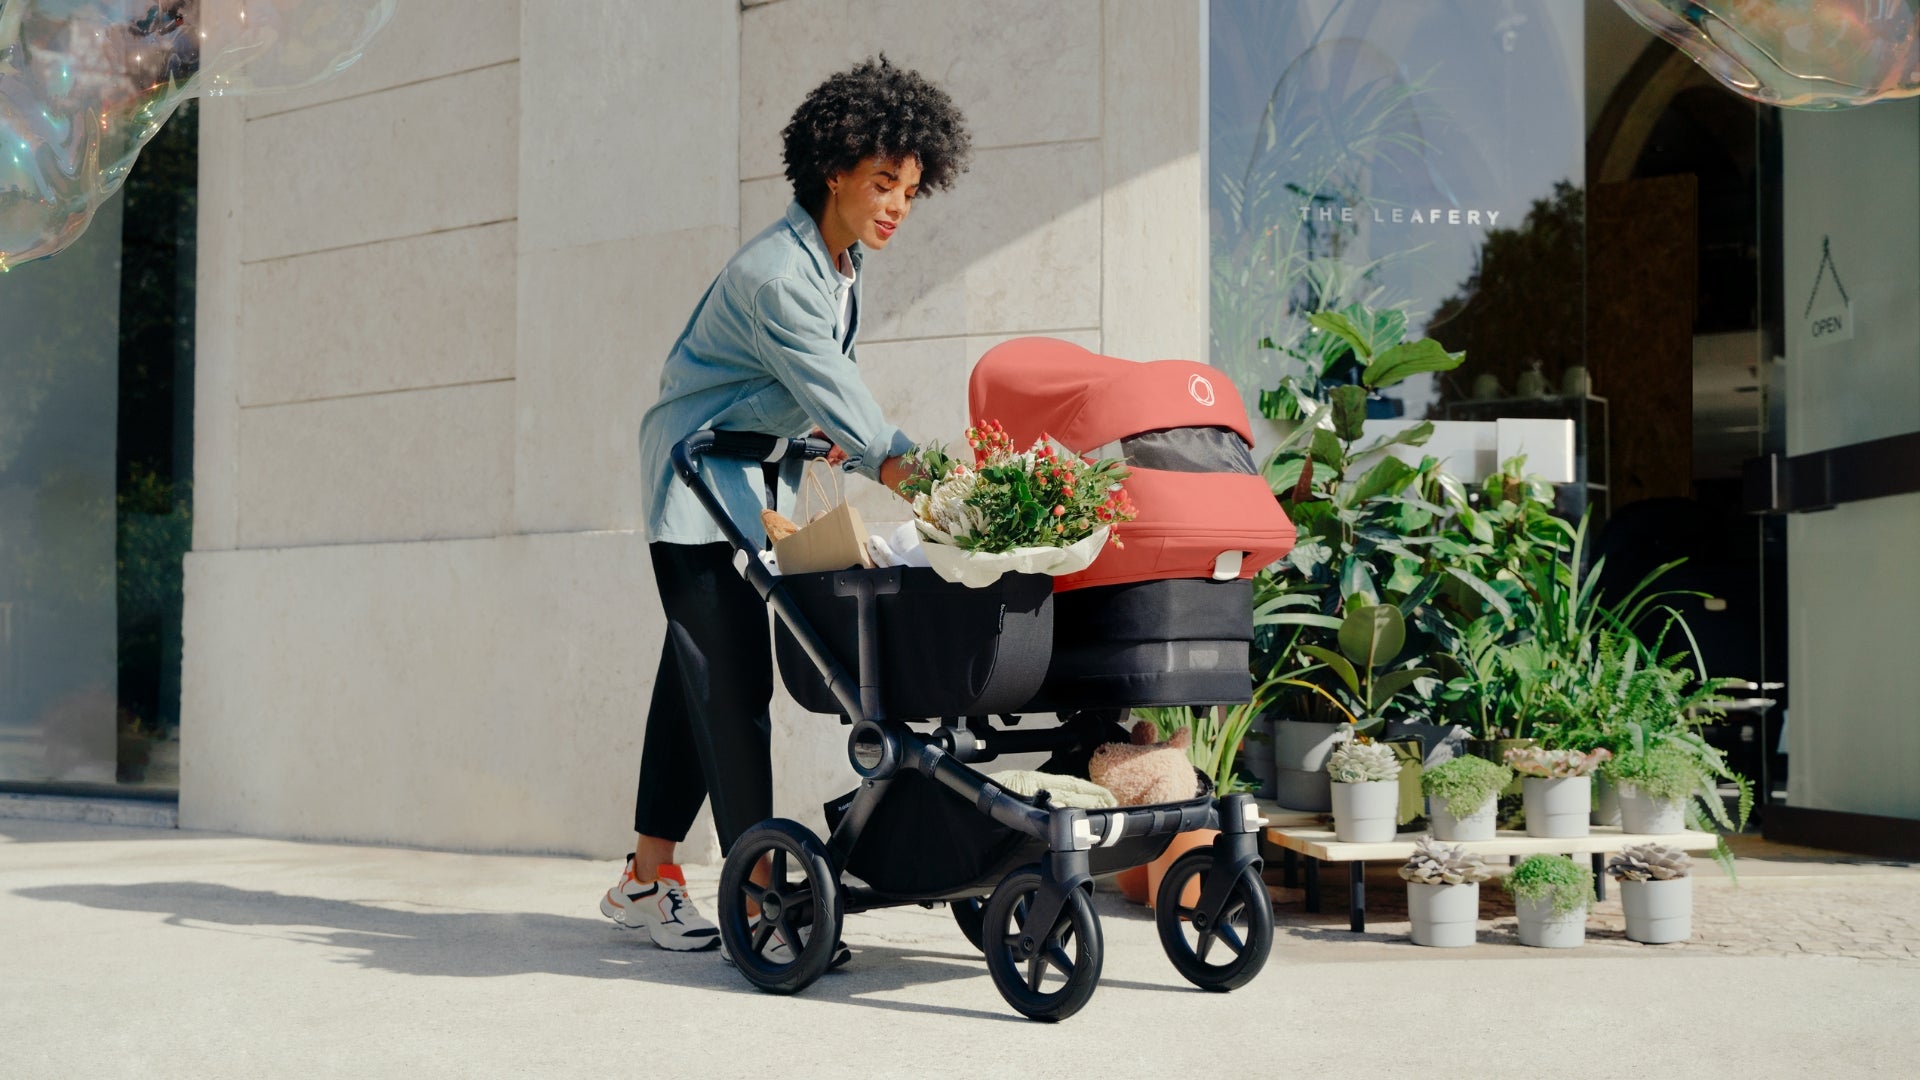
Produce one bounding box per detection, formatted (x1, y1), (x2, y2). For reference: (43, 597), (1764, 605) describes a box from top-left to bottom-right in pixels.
(1088, 721), (1200, 806)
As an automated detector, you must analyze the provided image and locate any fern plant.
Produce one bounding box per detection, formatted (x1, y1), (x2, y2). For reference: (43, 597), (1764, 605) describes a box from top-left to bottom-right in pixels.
(1537, 628), (1753, 876)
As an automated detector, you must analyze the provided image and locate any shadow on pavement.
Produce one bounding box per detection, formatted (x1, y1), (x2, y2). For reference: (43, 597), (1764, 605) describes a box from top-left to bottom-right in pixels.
(14, 881), (1181, 1021)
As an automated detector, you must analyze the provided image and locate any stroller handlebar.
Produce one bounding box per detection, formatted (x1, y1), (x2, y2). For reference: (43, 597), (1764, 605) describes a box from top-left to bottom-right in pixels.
(667, 430), (838, 557)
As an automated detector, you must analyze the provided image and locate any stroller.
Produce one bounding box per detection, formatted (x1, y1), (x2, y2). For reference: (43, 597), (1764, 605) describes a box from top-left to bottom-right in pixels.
(667, 338), (1294, 1021)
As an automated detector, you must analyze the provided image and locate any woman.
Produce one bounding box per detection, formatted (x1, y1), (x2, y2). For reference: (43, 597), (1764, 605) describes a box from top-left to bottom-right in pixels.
(602, 58), (971, 955)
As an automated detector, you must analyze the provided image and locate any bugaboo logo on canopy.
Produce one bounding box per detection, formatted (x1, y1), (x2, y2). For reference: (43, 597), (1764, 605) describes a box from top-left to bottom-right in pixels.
(1188, 373), (1216, 407)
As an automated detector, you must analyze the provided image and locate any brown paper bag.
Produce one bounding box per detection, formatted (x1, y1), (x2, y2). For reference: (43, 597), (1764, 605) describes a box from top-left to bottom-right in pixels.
(772, 463), (875, 574)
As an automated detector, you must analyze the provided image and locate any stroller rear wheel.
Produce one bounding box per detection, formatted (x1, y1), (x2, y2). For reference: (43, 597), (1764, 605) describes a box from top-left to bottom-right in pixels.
(1153, 846), (1273, 992)
(717, 819), (844, 995)
(981, 869), (1103, 1022)
(950, 896), (986, 952)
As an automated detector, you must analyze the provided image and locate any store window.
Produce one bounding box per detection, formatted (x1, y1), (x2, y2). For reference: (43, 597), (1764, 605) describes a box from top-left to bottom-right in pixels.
(1208, 1), (1790, 801)
(0, 102), (195, 792)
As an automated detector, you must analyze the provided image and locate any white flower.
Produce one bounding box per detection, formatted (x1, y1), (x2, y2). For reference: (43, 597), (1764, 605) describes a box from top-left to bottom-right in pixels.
(926, 470), (984, 537)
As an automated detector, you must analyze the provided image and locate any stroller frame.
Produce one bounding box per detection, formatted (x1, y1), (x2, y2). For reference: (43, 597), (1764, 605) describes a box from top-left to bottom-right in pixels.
(669, 431), (1273, 1021)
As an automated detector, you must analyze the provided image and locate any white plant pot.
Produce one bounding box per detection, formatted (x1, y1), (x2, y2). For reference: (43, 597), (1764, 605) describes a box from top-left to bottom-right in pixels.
(1514, 895), (1587, 948)
(1523, 776), (1592, 838)
(1330, 779), (1400, 843)
(1618, 784), (1687, 834)
(1274, 721), (1345, 812)
(1431, 795), (1497, 841)
(1591, 775), (1622, 826)
(1408, 881), (1480, 947)
(1620, 876), (1693, 944)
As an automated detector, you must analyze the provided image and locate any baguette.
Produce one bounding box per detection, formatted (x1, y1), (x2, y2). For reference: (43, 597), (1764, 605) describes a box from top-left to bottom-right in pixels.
(761, 508), (801, 542)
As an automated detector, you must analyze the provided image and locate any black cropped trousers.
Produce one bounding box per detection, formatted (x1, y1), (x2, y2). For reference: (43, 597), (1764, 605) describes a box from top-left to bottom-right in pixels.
(632, 541), (773, 855)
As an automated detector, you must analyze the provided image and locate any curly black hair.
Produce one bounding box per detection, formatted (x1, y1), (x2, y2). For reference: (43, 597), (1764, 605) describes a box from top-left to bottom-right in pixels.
(782, 56), (972, 215)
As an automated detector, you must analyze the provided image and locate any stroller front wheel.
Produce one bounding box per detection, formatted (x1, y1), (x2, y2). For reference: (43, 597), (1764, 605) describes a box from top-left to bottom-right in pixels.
(717, 819), (843, 995)
(1154, 846), (1274, 992)
(981, 869), (1103, 1022)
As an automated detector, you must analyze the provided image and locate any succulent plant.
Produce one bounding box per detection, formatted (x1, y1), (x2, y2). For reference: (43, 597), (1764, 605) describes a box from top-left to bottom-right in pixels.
(1505, 745), (1611, 778)
(1606, 843), (1693, 881)
(1399, 838), (1492, 885)
(1327, 738), (1401, 784)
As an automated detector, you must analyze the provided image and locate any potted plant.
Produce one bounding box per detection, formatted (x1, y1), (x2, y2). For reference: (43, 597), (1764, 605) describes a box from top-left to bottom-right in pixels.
(1505, 746), (1610, 839)
(1327, 738), (1401, 842)
(1604, 745), (1698, 834)
(1421, 754), (1512, 841)
(1607, 843), (1693, 944)
(1503, 853), (1593, 948)
(1540, 628), (1753, 869)
(1399, 838), (1491, 948)
(1261, 324), (1481, 810)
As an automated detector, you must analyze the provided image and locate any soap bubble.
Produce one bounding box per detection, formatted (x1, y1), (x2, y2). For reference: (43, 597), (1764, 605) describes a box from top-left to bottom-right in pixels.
(0, 1), (394, 272)
(1614, 0), (1920, 110)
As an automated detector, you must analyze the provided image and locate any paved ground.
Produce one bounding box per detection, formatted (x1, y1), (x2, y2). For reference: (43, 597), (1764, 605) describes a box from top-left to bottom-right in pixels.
(4, 820), (1917, 1079)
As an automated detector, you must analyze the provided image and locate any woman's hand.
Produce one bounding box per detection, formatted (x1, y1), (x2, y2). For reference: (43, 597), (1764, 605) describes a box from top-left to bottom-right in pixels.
(808, 428), (850, 467)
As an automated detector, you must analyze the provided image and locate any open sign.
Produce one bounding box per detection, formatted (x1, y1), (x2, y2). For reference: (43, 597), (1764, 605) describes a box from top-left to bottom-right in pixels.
(1804, 302), (1853, 347)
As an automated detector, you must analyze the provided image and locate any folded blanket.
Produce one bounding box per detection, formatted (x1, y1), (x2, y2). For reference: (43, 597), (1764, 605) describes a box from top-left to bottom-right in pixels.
(990, 770), (1119, 809)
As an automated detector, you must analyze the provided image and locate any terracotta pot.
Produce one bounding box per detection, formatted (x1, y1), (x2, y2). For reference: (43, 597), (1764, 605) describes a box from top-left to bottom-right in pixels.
(1145, 829), (1219, 910)
(1113, 864), (1150, 905)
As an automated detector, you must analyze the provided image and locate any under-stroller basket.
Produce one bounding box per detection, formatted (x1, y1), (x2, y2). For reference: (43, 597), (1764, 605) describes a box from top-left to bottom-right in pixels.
(825, 766), (1215, 900)
(774, 566), (1054, 718)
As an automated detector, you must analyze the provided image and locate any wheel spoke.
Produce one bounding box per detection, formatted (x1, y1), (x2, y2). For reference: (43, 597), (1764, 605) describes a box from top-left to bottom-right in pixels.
(751, 917), (776, 953)
(1217, 920), (1246, 956)
(1176, 906), (1199, 922)
(776, 915), (803, 960)
(1195, 929), (1216, 963)
(1026, 950), (1048, 992)
(771, 848), (788, 887)
(1046, 943), (1076, 977)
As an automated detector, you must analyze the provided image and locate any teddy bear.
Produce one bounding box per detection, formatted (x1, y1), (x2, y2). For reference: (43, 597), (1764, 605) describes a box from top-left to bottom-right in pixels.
(1087, 720), (1200, 806)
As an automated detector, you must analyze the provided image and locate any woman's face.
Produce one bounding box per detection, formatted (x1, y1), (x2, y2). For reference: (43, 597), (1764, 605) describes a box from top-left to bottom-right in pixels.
(825, 155), (923, 252)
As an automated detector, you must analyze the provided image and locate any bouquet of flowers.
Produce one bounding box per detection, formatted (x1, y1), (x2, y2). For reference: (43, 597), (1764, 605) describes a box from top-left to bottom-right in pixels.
(900, 419), (1137, 586)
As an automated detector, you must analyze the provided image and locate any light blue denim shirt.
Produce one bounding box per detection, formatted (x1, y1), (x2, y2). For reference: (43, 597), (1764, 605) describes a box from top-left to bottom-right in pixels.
(639, 200), (916, 545)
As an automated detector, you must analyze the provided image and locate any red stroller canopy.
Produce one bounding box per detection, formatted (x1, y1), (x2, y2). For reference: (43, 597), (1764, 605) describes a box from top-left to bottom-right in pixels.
(968, 337), (1295, 591)
(968, 337), (1254, 454)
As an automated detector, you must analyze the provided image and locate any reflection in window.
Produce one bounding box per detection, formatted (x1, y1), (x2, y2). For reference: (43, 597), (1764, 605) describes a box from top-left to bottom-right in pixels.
(1209, 0), (1586, 422)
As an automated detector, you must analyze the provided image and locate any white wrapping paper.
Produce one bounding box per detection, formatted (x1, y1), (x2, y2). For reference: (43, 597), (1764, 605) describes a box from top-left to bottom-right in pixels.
(913, 521), (1111, 588)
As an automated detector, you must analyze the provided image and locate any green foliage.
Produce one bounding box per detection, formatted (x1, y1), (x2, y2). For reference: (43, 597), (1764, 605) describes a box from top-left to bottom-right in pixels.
(1605, 745), (1701, 802)
(1503, 854), (1594, 917)
(1420, 755), (1511, 818)
(1260, 307), (1465, 423)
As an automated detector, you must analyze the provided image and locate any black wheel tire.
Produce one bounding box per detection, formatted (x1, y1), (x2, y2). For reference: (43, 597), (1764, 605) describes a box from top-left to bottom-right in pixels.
(981, 868), (1103, 1022)
(717, 819), (843, 995)
(1154, 847), (1274, 992)
(951, 896), (987, 953)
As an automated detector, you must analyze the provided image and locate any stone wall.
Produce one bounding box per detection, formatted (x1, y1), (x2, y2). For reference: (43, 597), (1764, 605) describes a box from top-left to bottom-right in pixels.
(183, 0), (1206, 857)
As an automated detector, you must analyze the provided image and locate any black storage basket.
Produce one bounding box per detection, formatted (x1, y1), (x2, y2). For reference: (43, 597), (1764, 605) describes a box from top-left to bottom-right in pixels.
(1026, 578), (1255, 711)
(774, 566), (1054, 719)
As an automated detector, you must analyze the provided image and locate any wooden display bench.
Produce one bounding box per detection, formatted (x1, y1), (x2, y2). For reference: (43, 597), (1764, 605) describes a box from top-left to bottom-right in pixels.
(1263, 824), (1720, 932)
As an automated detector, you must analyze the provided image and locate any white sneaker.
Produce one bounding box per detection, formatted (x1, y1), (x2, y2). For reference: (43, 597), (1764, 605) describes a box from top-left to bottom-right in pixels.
(600, 857), (719, 952)
(722, 916), (852, 969)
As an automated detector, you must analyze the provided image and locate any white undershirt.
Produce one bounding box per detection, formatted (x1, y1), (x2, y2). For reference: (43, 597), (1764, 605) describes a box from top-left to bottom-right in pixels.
(833, 253), (856, 341)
